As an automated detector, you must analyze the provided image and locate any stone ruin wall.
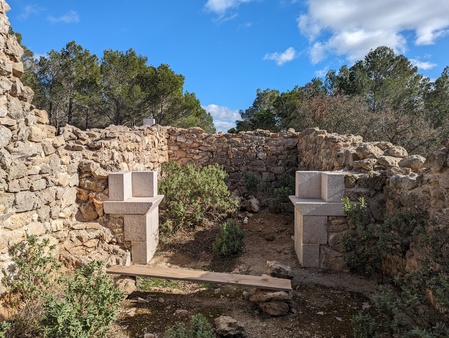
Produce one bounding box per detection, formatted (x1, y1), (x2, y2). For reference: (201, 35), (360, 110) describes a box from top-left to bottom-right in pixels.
(1, 0), (449, 290)
(297, 127), (449, 273)
(0, 1), (79, 291)
(166, 127), (299, 191)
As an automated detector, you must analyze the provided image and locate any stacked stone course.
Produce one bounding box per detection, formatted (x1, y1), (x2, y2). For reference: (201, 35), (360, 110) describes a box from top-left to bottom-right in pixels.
(1, 0), (449, 291)
(166, 127), (299, 190)
(0, 1), (81, 291)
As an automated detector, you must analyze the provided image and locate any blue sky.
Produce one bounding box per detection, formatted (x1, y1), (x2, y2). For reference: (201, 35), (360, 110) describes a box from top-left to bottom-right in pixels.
(6, 0), (449, 132)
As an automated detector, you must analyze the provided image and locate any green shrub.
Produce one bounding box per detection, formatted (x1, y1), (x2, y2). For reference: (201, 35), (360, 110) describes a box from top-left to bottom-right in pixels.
(243, 172), (294, 213)
(1, 237), (123, 338)
(213, 219), (245, 257)
(0, 322), (10, 338)
(341, 197), (382, 276)
(42, 260), (123, 338)
(1, 236), (61, 337)
(243, 172), (270, 198)
(343, 204), (449, 337)
(159, 161), (239, 234)
(3, 236), (61, 303)
(269, 184), (294, 213)
(351, 313), (376, 338)
(166, 313), (215, 338)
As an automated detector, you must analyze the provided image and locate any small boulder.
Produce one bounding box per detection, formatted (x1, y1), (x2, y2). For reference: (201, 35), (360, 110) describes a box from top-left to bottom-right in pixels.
(244, 197), (260, 213)
(399, 155), (426, 171)
(214, 315), (247, 338)
(115, 276), (136, 296)
(249, 289), (292, 303)
(258, 301), (290, 316)
(266, 261), (294, 279)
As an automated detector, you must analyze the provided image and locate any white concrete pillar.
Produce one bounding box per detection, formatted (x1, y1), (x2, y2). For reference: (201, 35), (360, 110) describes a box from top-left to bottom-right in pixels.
(104, 171), (163, 264)
(290, 171), (345, 267)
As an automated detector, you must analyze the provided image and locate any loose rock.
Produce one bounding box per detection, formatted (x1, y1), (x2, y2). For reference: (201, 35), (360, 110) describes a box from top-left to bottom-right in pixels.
(214, 315), (247, 338)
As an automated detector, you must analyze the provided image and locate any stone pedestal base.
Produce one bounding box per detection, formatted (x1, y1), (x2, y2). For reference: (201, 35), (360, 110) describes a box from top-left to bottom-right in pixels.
(104, 171), (163, 264)
(290, 171), (345, 267)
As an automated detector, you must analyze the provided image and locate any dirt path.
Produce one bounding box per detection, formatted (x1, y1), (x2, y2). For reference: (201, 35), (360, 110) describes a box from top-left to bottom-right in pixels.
(112, 210), (377, 338)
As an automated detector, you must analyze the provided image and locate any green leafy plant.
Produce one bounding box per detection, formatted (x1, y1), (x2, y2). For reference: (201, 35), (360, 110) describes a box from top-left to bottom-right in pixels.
(351, 313), (376, 338)
(1, 236), (61, 337)
(243, 172), (294, 213)
(3, 236), (61, 304)
(0, 322), (10, 338)
(159, 161), (239, 234)
(346, 210), (449, 337)
(166, 313), (214, 338)
(243, 172), (271, 198)
(341, 197), (382, 276)
(1, 237), (122, 338)
(137, 277), (180, 290)
(42, 260), (123, 338)
(213, 219), (245, 257)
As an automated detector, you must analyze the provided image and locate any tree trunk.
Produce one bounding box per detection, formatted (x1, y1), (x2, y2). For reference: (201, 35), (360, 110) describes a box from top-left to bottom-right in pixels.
(67, 97), (73, 125)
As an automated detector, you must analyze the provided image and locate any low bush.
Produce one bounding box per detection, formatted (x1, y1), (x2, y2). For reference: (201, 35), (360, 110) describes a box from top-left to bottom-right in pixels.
(0, 236), (122, 338)
(42, 260), (123, 338)
(159, 161), (239, 234)
(243, 172), (294, 213)
(342, 199), (449, 337)
(212, 219), (245, 257)
(341, 197), (382, 276)
(165, 313), (215, 338)
(1, 236), (61, 337)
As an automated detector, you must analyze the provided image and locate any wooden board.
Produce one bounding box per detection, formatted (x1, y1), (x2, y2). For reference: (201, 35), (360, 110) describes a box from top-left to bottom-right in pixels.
(106, 265), (292, 291)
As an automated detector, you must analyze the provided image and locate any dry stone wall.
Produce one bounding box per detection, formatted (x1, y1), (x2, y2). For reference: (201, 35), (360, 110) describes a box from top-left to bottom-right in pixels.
(60, 124), (168, 268)
(0, 1), (80, 291)
(1, 0), (449, 292)
(166, 127), (299, 190)
(296, 128), (449, 274)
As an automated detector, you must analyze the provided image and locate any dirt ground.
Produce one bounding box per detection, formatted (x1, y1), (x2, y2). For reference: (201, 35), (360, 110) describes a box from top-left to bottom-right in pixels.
(112, 210), (378, 338)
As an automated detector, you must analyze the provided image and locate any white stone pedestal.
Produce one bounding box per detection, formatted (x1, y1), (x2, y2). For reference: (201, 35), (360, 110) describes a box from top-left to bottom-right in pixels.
(289, 171), (345, 267)
(103, 171), (163, 264)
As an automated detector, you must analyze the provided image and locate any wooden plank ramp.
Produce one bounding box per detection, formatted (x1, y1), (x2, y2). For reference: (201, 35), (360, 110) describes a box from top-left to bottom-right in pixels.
(106, 265), (292, 291)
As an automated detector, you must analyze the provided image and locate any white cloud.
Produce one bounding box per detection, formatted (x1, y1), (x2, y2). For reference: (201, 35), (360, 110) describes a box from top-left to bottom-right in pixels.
(214, 120), (237, 132)
(204, 0), (251, 19)
(315, 67), (329, 78)
(310, 42), (326, 64)
(205, 0), (251, 15)
(298, 0), (449, 63)
(203, 104), (240, 132)
(18, 4), (42, 20)
(410, 59), (437, 70)
(238, 22), (253, 30)
(264, 47), (298, 65)
(48, 10), (79, 24)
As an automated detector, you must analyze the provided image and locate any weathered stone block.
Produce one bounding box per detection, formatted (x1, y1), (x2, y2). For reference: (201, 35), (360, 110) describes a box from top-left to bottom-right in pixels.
(103, 196), (163, 215)
(31, 178), (47, 191)
(15, 191), (38, 212)
(320, 246), (346, 271)
(295, 171), (321, 198)
(132, 171), (157, 197)
(0, 125), (11, 148)
(108, 172), (132, 201)
(301, 244), (321, 267)
(289, 197), (345, 216)
(303, 216), (327, 244)
(321, 172), (345, 202)
(123, 214), (148, 242)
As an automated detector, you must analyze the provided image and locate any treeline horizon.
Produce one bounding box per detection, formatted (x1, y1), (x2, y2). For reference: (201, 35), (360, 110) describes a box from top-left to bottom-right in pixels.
(16, 33), (216, 133)
(15, 30), (448, 154)
(233, 46), (449, 155)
